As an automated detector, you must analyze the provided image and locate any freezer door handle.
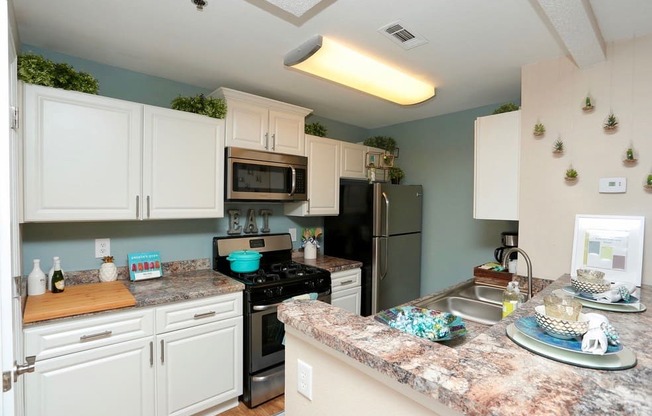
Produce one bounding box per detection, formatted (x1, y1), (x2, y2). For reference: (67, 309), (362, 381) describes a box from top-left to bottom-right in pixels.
(380, 237), (388, 281)
(381, 191), (390, 237)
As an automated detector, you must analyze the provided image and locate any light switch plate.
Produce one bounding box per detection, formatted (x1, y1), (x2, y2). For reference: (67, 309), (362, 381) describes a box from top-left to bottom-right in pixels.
(599, 177), (626, 193)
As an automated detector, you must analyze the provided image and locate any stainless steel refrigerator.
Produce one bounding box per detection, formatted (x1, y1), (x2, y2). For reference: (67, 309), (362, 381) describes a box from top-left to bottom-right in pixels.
(324, 179), (423, 316)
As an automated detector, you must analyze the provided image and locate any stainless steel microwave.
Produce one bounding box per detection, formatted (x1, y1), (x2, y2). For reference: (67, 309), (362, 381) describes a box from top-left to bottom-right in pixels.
(225, 147), (308, 201)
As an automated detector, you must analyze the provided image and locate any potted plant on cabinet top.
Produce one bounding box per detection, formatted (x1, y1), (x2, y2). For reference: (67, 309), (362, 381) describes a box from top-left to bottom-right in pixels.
(170, 94), (227, 119)
(305, 121), (327, 137)
(389, 167), (405, 184)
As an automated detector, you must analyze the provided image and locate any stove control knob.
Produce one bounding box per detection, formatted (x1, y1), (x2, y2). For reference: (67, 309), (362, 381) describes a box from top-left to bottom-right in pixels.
(276, 287), (283, 296)
(264, 288), (274, 298)
(306, 281), (316, 290)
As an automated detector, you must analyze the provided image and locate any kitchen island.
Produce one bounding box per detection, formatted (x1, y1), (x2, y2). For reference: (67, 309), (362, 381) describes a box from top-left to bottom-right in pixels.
(278, 275), (651, 415)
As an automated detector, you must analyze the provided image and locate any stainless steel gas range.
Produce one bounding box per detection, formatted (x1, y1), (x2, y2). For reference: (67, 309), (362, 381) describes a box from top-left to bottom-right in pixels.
(213, 233), (331, 408)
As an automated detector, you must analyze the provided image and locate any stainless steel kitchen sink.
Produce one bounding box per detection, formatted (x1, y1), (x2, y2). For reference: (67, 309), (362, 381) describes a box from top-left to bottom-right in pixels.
(414, 282), (505, 325)
(455, 285), (503, 305)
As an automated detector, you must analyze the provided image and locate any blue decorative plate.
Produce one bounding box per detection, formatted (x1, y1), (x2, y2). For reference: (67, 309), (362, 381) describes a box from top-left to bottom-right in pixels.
(514, 316), (622, 355)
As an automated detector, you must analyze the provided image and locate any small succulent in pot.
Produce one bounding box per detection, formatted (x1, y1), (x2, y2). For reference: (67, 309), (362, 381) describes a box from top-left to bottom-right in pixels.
(583, 96), (593, 111)
(626, 148), (635, 161)
(553, 139), (564, 153)
(533, 122), (545, 137)
(604, 113), (618, 130)
(565, 168), (578, 180)
(647, 174), (652, 186)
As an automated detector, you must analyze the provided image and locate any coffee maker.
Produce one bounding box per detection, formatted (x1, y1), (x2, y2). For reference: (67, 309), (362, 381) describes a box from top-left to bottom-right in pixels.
(494, 231), (518, 263)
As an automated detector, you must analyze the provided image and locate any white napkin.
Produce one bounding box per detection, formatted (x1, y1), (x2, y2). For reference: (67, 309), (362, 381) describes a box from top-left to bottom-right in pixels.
(581, 313), (609, 355)
(592, 283), (636, 303)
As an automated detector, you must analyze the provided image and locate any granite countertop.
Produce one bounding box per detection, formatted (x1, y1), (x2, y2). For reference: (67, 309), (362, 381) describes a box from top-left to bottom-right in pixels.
(292, 253), (363, 272)
(278, 275), (651, 415)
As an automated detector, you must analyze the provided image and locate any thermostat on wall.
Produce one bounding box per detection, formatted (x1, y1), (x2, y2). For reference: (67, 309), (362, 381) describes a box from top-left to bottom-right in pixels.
(599, 177), (626, 193)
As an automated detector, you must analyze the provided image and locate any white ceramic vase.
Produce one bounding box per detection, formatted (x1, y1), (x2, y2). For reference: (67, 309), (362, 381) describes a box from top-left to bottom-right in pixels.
(303, 242), (317, 260)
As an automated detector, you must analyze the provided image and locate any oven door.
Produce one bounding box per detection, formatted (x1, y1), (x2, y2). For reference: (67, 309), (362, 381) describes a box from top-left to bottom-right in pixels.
(227, 156), (307, 201)
(248, 291), (330, 373)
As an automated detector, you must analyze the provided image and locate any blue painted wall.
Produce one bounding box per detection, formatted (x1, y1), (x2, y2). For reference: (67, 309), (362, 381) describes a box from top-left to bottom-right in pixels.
(20, 45), (519, 296)
(369, 105), (518, 294)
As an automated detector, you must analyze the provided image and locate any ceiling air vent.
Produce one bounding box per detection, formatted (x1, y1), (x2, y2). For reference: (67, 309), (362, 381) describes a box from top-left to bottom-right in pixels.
(378, 21), (428, 50)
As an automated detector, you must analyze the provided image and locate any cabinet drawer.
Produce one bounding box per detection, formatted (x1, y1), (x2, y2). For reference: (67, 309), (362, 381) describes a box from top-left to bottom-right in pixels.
(331, 269), (361, 293)
(156, 292), (242, 334)
(24, 308), (155, 360)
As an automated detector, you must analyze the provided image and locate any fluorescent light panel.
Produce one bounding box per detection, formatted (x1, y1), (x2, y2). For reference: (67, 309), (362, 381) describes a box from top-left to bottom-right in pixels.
(284, 35), (435, 105)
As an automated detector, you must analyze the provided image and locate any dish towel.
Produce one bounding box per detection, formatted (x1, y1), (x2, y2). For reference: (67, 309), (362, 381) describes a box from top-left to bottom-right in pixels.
(375, 306), (467, 342)
(581, 313), (620, 355)
(592, 283), (636, 303)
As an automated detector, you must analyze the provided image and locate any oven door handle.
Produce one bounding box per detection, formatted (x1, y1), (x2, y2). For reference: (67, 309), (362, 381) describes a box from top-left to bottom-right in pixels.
(252, 290), (330, 311)
(288, 165), (296, 196)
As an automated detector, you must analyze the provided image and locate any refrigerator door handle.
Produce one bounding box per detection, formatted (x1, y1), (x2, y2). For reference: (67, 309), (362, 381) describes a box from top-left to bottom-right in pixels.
(381, 191), (390, 237)
(380, 236), (388, 281)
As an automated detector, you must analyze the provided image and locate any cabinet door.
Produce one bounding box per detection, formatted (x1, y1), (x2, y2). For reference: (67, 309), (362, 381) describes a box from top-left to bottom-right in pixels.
(23, 85), (142, 221)
(142, 107), (225, 219)
(156, 317), (243, 416)
(340, 142), (367, 179)
(331, 287), (361, 315)
(224, 100), (268, 151)
(24, 338), (155, 416)
(473, 110), (520, 220)
(269, 110), (304, 156)
(285, 135), (339, 216)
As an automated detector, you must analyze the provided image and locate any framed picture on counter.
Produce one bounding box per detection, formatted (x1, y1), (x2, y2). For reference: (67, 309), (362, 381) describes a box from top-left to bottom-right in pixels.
(128, 251), (163, 281)
(570, 215), (645, 286)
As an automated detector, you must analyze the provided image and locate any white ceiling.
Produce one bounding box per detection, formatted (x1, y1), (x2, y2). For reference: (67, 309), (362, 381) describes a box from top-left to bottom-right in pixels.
(10, 0), (652, 129)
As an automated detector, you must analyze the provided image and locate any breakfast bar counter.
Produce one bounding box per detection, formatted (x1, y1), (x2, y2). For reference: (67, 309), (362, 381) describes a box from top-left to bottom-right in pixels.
(278, 275), (651, 415)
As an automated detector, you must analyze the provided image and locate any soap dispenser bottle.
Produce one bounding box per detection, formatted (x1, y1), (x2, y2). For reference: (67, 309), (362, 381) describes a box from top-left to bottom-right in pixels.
(502, 281), (521, 318)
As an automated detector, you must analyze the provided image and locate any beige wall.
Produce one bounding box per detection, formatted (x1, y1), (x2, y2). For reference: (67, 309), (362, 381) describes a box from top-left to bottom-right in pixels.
(520, 34), (652, 285)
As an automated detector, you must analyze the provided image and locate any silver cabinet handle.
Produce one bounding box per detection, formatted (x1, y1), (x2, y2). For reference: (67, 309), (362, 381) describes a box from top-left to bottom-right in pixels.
(193, 311), (216, 320)
(160, 340), (165, 364)
(136, 195), (140, 219)
(272, 133), (276, 151)
(13, 356), (36, 382)
(149, 341), (153, 367)
(339, 279), (354, 286)
(306, 198), (310, 214)
(80, 330), (112, 343)
(146, 195), (151, 218)
(265, 132), (269, 150)
(289, 165), (296, 196)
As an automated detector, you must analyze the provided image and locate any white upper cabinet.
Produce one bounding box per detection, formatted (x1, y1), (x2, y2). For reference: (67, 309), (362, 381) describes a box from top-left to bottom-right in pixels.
(473, 110), (520, 220)
(340, 142), (367, 180)
(213, 88), (311, 156)
(285, 135), (340, 216)
(23, 84), (143, 221)
(22, 84), (225, 222)
(143, 106), (224, 219)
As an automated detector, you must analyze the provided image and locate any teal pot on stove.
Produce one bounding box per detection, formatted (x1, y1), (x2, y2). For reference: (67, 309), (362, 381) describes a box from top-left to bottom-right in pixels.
(226, 250), (263, 273)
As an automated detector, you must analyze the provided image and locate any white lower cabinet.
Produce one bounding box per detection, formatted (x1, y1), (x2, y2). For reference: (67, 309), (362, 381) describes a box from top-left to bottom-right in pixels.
(156, 317), (242, 416)
(330, 268), (361, 315)
(24, 337), (155, 416)
(23, 292), (243, 416)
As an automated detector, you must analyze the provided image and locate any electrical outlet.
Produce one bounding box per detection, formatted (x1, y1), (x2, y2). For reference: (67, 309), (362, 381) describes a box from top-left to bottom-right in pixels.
(297, 359), (313, 400)
(95, 238), (111, 258)
(289, 228), (297, 242)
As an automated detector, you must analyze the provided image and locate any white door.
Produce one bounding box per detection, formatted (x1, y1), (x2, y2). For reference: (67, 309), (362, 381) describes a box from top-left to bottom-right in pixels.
(1, 6), (22, 415)
(268, 110), (304, 155)
(305, 135), (340, 215)
(224, 100), (268, 151)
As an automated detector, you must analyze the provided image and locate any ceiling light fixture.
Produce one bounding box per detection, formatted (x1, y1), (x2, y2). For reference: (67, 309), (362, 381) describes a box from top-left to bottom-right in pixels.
(284, 35), (435, 105)
(192, 0), (207, 11)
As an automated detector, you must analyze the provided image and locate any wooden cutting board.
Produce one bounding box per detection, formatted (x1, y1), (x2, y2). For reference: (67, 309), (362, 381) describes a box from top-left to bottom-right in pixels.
(24, 281), (136, 324)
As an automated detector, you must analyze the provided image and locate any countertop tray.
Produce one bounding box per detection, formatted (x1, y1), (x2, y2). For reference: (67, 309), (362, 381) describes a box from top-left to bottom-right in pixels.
(506, 323), (636, 370)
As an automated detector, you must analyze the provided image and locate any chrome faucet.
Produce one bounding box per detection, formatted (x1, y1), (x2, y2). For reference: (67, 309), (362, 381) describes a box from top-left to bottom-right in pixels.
(501, 247), (533, 300)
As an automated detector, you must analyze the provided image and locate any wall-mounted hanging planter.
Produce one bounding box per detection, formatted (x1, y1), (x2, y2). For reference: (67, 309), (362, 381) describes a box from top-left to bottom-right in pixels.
(565, 167), (578, 183)
(623, 147), (638, 166)
(603, 113), (619, 131)
(533, 122), (545, 137)
(552, 138), (564, 155)
(582, 96), (594, 112)
(645, 174), (652, 190)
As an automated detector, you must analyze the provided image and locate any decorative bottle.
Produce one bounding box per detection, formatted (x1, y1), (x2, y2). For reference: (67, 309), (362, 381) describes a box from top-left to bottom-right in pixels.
(51, 258), (65, 293)
(27, 259), (47, 296)
(47, 256), (63, 291)
(501, 281), (521, 318)
(99, 256), (118, 282)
